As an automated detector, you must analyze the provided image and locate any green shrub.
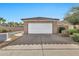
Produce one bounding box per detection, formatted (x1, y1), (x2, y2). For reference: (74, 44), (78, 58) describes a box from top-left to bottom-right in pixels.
(2, 29), (8, 33)
(0, 28), (8, 33)
(58, 27), (65, 33)
(67, 29), (78, 35)
(72, 33), (79, 42)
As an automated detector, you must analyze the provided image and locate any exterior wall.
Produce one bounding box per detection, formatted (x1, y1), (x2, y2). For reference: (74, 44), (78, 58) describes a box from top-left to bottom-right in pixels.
(68, 25), (74, 29)
(74, 25), (79, 29)
(53, 21), (58, 34)
(24, 20), (58, 34)
(57, 21), (69, 31)
(0, 33), (8, 42)
(24, 22), (28, 34)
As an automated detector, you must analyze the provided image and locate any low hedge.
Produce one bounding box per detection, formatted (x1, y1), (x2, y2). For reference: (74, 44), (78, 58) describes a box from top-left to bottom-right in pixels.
(71, 33), (79, 42)
(67, 29), (78, 35)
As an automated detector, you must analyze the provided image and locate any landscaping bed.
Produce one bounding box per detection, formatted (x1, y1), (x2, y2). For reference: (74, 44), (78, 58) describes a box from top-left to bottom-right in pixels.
(61, 28), (79, 42)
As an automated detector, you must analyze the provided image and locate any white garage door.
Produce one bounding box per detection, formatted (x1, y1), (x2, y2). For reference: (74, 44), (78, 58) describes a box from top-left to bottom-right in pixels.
(28, 23), (53, 34)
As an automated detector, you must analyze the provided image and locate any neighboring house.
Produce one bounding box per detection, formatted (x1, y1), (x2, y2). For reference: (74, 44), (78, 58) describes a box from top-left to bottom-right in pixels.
(21, 17), (59, 34)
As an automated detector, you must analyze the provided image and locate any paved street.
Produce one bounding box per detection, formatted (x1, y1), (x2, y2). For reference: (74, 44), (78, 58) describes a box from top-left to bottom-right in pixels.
(0, 49), (79, 56)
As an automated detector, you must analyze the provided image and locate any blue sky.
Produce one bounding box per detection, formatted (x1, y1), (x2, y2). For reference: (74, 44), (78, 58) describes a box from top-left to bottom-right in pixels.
(0, 3), (79, 22)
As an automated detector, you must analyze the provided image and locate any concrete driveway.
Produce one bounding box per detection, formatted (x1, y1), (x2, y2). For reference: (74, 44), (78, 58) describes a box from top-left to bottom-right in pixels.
(1, 34), (79, 56)
(1, 34), (77, 50)
(7, 34), (75, 45)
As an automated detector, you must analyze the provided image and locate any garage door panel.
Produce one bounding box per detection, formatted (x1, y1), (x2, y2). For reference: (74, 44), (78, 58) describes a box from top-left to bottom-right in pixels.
(28, 23), (53, 34)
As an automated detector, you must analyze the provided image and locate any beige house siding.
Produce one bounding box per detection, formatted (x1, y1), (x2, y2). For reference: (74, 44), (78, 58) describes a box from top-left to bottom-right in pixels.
(57, 21), (71, 30)
(24, 21), (28, 34)
(53, 21), (58, 33)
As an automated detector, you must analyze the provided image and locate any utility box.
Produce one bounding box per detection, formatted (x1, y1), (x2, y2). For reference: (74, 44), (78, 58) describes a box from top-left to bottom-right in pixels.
(0, 33), (11, 42)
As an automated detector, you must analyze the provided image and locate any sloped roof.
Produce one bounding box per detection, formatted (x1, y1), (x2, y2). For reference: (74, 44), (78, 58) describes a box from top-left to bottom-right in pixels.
(21, 17), (59, 21)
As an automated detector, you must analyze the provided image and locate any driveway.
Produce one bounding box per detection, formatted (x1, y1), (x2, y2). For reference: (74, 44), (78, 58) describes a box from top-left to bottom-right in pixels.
(1, 34), (79, 56)
(1, 34), (77, 50)
(8, 34), (75, 45)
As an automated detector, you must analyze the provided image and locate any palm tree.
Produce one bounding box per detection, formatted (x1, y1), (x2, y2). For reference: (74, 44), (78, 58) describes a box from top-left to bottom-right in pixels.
(0, 17), (6, 24)
(0, 17), (3, 24)
(2, 19), (6, 24)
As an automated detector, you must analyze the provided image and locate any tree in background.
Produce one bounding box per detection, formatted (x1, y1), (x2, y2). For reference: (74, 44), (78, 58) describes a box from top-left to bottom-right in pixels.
(8, 22), (23, 27)
(8, 22), (14, 27)
(64, 7), (79, 28)
(2, 19), (6, 24)
(0, 17), (6, 24)
(18, 22), (24, 27)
